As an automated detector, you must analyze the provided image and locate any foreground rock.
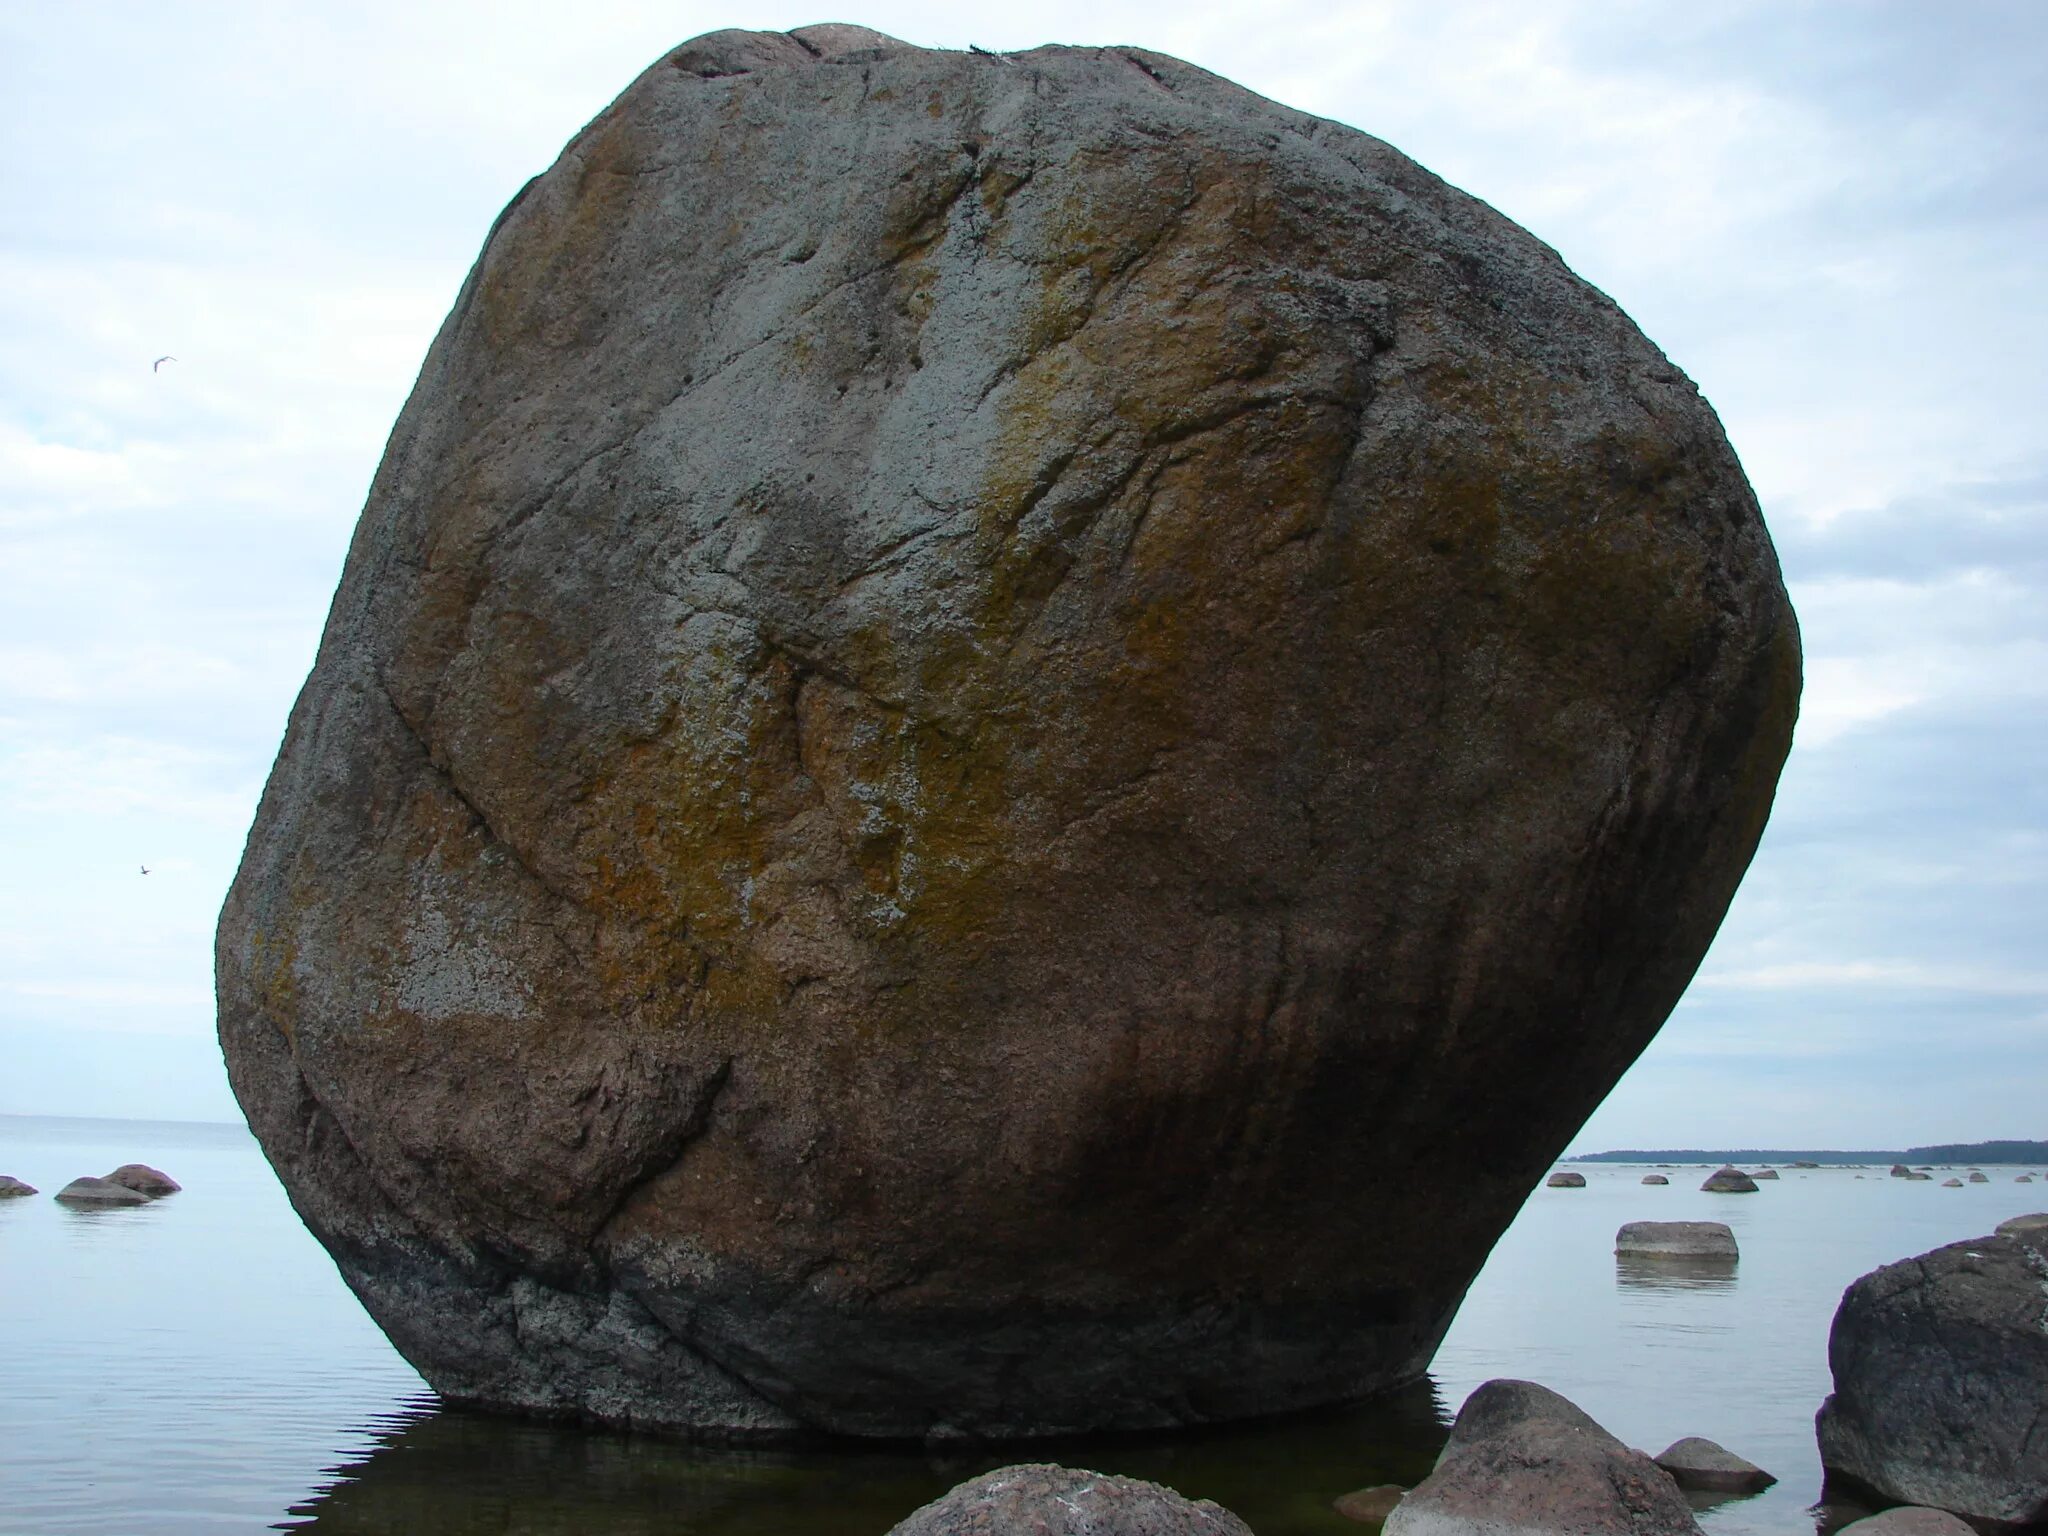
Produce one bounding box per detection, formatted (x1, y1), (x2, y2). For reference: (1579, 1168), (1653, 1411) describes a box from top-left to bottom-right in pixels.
(215, 25), (1799, 1439)
(1817, 1231), (2048, 1527)
(1615, 1221), (1737, 1259)
(886, 1464), (1251, 1535)
(1653, 1436), (1775, 1493)
(105, 1164), (180, 1196)
(1836, 1509), (1979, 1536)
(54, 1176), (153, 1206)
(0, 1174), (35, 1197)
(1547, 1171), (1587, 1188)
(1701, 1167), (1759, 1193)
(1385, 1380), (1701, 1536)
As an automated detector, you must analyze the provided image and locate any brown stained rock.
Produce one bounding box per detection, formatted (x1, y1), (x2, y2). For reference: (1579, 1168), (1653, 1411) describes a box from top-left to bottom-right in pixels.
(1334, 1484), (1406, 1524)
(105, 1164), (181, 1196)
(1384, 1380), (1703, 1536)
(216, 27), (1799, 1439)
(885, 1464), (1252, 1536)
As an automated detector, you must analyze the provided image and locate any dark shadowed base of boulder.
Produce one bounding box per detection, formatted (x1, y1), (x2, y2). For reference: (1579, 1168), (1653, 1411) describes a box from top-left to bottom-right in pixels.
(53, 1176), (153, 1206)
(1653, 1436), (1775, 1493)
(1383, 1380), (1702, 1536)
(885, 1464), (1253, 1536)
(1817, 1230), (2048, 1528)
(104, 1163), (180, 1196)
(1836, 1507), (1980, 1536)
(1903, 1172), (1934, 1181)
(1616, 1222), (1738, 1260)
(1334, 1485), (1406, 1525)
(1547, 1171), (1587, 1188)
(1701, 1167), (1759, 1193)
(1642, 1174), (1670, 1185)
(0, 1174), (36, 1198)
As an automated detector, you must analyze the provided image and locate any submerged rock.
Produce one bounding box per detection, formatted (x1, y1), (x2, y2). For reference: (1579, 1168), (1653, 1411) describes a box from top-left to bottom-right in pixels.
(215, 25), (1798, 1439)
(1653, 1436), (1775, 1493)
(54, 1176), (152, 1206)
(0, 1174), (36, 1198)
(1615, 1221), (1737, 1260)
(1547, 1171), (1588, 1189)
(1816, 1231), (2048, 1527)
(1334, 1484), (1406, 1525)
(1384, 1379), (1702, 1536)
(886, 1464), (1252, 1535)
(1701, 1167), (1759, 1193)
(105, 1164), (180, 1196)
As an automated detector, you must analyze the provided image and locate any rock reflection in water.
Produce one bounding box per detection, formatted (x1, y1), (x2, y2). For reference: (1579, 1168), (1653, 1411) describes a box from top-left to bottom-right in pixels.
(1615, 1255), (1740, 1292)
(278, 1379), (1450, 1536)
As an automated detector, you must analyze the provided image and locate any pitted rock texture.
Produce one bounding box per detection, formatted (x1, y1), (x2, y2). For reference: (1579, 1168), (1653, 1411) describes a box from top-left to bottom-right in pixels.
(217, 24), (1799, 1440)
(1817, 1232), (2048, 1528)
(885, 1463), (1253, 1536)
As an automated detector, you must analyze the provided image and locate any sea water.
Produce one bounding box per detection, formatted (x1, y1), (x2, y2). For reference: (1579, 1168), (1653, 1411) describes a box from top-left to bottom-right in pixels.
(1, 1113), (2040, 1535)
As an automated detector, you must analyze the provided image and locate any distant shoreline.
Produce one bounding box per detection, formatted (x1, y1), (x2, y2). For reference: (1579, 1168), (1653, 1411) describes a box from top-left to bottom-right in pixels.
(1570, 1139), (2048, 1165)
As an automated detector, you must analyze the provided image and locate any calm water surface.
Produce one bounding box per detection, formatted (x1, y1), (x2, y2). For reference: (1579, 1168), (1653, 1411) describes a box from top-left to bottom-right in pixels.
(3, 1114), (2041, 1534)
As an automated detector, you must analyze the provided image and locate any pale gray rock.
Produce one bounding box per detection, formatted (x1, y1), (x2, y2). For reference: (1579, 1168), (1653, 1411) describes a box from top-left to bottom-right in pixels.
(1835, 1508), (1978, 1536)
(105, 1163), (180, 1196)
(1652, 1436), (1774, 1493)
(1701, 1167), (1758, 1193)
(885, 1464), (1253, 1536)
(0, 1174), (35, 1198)
(216, 25), (1798, 1439)
(54, 1176), (152, 1206)
(1615, 1221), (1737, 1260)
(1547, 1171), (1587, 1188)
(1940, 1178), (1964, 1188)
(1817, 1233), (2048, 1527)
(1383, 1379), (1702, 1536)
(1751, 1167), (1778, 1180)
(1641, 1174), (1669, 1185)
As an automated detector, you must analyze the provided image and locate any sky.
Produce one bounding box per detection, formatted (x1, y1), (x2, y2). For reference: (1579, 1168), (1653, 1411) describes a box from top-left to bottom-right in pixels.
(1, 1), (2042, 1150)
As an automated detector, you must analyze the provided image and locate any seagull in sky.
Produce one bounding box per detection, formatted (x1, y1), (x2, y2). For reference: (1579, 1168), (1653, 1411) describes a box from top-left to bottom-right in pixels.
(139, 865), (150, 875)
(152, 356), (175, 372)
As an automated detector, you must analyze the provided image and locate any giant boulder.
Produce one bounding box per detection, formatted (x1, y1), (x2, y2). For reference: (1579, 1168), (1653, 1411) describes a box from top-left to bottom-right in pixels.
(217, 26), (1799, 1439)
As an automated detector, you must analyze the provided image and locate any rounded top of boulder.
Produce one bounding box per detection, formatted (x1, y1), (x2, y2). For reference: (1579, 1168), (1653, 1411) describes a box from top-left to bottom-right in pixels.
(1701, 1167), (1759, 1193)
(217, 24), (1798, 1441)
(1615, 1221), (1737, 1259)
(885, 1463), (1253, 1535)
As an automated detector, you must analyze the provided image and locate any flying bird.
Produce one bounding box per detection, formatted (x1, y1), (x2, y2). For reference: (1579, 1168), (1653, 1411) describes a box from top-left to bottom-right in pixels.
(139, 865), (150, 875)
(152, 356), (175, 372)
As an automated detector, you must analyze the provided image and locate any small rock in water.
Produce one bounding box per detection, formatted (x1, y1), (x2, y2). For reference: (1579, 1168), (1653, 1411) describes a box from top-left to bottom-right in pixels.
(885, 1463), (1253, 1535)
(1616, 1222), (1738, 1260)
(0, 1174), (37, 1198)
(1383, 1380), (1702, 1536)
(1700, 1167), (1758, 1194)
(1890, 1164), (1912, 1178)
(1642, 1174), (1669, 1185)
(1333, 1484), (1405, 1525)
(54, 1176), (153, 1206)
(1940, 1178), (1964, 1188)
(104, 1163), (181, 1196)
(1751, 1168), (1779, 1180)
(1966, 1171), (1988, 1183)
(1547, 1171), (1587, 1189)
(1652, 1436), (1775, 1493)
(2015, 1175), (2033, 1183)
(1902, 1172), (1933, 1181)
(1835, 1508), (1980, 1536)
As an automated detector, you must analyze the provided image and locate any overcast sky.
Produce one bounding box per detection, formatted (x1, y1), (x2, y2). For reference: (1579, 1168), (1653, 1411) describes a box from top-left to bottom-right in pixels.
(2, 1), (2042, 1151)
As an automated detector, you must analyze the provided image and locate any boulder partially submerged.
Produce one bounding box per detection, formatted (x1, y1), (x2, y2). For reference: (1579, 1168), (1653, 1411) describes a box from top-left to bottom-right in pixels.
(1701, 1167), (1759, 1193)
(216, 24), (1798, 1439)
(1653, 1436), (1775, 1494)
(885, 1464), (1252, 1536)
(53, 1176), (152, 1206)
(105, 1164), (181, 1196)
(1816, 1231), (2048, 1527)
(0, 1174), (35, 1198)
(1384, 1379), (1702, 1536)
(1547, 1171), (1588, 1189)
(1615, 1221), (1737, 1260)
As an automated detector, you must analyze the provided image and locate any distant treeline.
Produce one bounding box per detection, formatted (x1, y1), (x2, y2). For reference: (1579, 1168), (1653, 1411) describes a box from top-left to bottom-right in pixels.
(1571, 1139), (2048, 1166)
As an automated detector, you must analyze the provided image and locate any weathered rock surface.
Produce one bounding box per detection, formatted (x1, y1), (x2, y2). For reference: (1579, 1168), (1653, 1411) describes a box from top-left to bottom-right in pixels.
(215, 25), (1799, 1439)
(1383, 1379), (1702, 1536)
(1994, 1213), (2047, 1239)
(885, 1464), (1253, 1536)
(1615, 1222), (1737, 1260)
(1548, 1171), (1588, 1188)
(0, 1174), (35, 1198)
(1817, 1232), (2048, 1527)
(1835, 1508), (1980, 1536)
(105, 1164), (180, 1196)
(1653, 1436), (1775, 1493)
(1334, 1484), (1407, 1525)
(1702, 1167), (1759, 1193)
(54, 1176), (152, 1206)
